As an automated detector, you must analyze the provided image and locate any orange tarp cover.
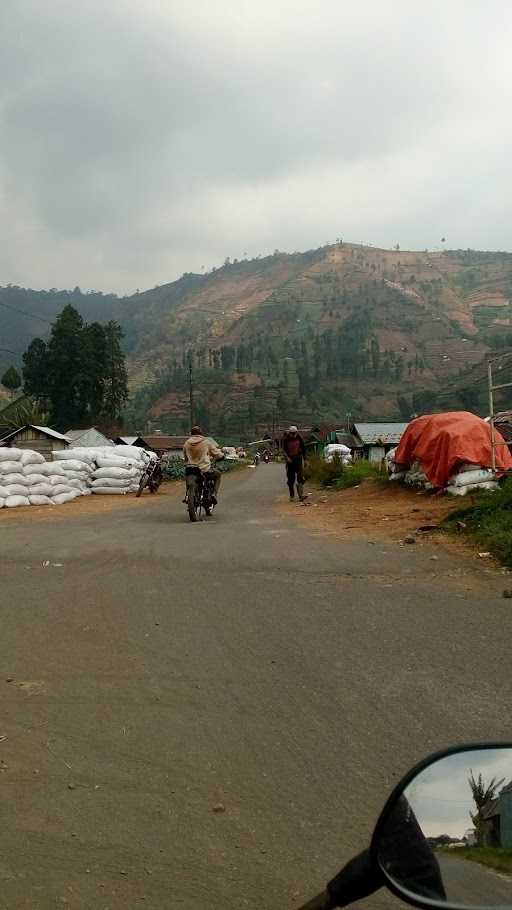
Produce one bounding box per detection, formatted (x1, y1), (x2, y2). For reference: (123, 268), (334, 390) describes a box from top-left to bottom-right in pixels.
(394, 411), (512, 488)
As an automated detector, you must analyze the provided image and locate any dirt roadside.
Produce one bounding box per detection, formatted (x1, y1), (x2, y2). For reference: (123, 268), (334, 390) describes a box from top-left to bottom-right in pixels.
(279, 477), (505, 563)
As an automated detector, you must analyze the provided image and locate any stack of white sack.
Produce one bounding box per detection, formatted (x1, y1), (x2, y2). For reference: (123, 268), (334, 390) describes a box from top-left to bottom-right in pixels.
(0, 447), (80, 507)
(52, 449), (95, 495)
(56, 445), (148, 495)
(400, 459), (434, 491)
(324, 443), (352, 465)
(446, 464), (498, 496)
(386, 447), (407, 481)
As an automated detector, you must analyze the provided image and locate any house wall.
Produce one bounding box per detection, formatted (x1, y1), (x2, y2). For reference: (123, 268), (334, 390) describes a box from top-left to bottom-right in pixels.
(3, 427), (68, 459)
(500, 789), (512, 848)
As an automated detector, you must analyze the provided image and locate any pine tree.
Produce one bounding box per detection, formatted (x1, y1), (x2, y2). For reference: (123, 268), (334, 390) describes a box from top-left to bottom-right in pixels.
(79, 322), (107, 422)
(1, 365), (21, 393)
(102, 321), (128, 423)
(23, 338), (49, 403)
(47, 305), (86, 428)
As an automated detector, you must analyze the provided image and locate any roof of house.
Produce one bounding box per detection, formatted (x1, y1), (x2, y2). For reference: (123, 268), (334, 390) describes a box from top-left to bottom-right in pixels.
(66, 427), (113, 445)
(481, 798), (500, 820)
(142, 435), (188, 450)
(0, 423), (70, 444)
(352, 422), (408, 445)
(335, 431), (363, 449)
(492, 411), (512, 443)
(116, 435), (139, 445)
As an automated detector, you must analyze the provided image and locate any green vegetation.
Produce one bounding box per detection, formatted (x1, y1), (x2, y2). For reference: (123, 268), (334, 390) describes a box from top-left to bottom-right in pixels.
(305, 454), (384, 489)
(437, 846), (512, 875)
(444, 477), (512, 567)
(1, 366), (21, 392)
(162, 457), (241, 482)
(22, 305), (128, 431)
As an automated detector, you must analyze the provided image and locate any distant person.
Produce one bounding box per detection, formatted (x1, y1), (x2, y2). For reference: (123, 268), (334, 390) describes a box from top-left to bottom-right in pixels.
(282, 425), (306, 501)
(183, 426), (224, 502)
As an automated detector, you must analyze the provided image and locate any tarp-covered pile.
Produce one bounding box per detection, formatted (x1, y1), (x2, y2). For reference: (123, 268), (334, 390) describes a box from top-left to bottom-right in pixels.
(388, 411), (512, 494)
(0, 448), (80, 508)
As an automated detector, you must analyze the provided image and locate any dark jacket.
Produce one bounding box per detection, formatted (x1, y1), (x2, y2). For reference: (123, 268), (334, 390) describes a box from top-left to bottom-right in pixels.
(282, 433), (306, 460)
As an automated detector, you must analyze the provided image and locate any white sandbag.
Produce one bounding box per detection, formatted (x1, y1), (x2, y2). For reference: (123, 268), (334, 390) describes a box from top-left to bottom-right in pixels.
(67, 479), (89, 491)
(3, 473), (28, 486)
(29, 494), (52, 505)
(20, 450), (45, 466)
(91, 477), (132, 489)
(0, 497), (4, 508)
(451, 468), (494, 487)
(0, 461), (25, 475)
(29, 483), (53, 497)
(60, 469), (91, 481)
(95, 455), (140, 469)
(25, 474), (48, 486)
(389, 471), (407, 481)
(53, 448), (95, 464)
(0, 448), (22, 462)
(457, 463), (481, 474)
(0, 485), (8, 498)
(25, 461), (66, 476)
(92, 486), (129, 494)
(49, 475), (71, 487)
(50, 483), (71, 496)
(5, 495), (30, 507)
(93, 465), (138, 479)
(55, 459), (93, 473)
(51, 491), (76, 505)
(6, 483), (30, 497)
(447, 481), (498, 496)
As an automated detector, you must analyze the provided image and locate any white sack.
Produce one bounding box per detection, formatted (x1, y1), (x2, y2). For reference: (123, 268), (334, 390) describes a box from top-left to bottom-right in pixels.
(52, 491), (77, 505)
(0, 461), (25, 475)
(20, 450), (45, 466)
(91, 477), (132, 489)
(53, 448), (95, 463)
(29, 495), (52, 505)
(25, 461), (66, 476)
(113, 445), (146, 460)
(5, 483), (30, 497)
(95, 455), (140, 469)
(451, 468), (494, 488)
(0, 448), (22, 462)
(93, 465), (138, 480)
(3, 473), (28, 486)
(51, 483), (71, 496)
(29, 483), (53, 497)
(5, 495), (30, 507)
(25, 474), (48, 486)
(55, 459), (93, 473)
(447, 481), (498, 496)
(0, 485), (8, 498)
(0, 497), (4, 508)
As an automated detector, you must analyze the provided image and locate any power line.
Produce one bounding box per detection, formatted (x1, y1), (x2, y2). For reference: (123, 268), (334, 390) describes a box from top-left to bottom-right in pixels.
(0, 298), (53, 325)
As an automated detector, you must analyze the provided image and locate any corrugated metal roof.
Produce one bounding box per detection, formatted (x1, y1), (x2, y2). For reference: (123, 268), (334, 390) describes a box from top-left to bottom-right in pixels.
(353, 422), (408, 445)
(32, 425), (71, 441)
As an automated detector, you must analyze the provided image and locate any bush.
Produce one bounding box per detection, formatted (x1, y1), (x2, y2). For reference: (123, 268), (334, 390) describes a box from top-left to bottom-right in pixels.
(444, 475), (512, 567)
(162, 456), (241, 482)
(305, 454), (384, 489)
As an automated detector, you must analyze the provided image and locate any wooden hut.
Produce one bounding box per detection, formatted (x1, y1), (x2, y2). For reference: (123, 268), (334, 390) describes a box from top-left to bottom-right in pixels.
(0, 424), (70, 459)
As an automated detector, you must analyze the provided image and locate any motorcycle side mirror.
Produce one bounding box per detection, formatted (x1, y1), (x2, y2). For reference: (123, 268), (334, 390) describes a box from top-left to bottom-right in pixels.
(371, 743), (512, 910)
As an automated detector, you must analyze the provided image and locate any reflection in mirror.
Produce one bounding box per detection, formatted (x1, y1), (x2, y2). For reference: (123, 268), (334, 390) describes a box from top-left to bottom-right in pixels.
(377, 748), (512, 908)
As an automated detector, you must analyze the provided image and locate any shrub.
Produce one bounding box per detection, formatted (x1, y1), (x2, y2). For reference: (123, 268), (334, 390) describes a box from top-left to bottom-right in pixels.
(305, 454), (384, 489)
(444, 475), (512, 567)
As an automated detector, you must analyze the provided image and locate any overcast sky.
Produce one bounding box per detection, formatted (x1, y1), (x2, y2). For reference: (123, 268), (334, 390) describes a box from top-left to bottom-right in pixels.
(1, 0), (511, 295)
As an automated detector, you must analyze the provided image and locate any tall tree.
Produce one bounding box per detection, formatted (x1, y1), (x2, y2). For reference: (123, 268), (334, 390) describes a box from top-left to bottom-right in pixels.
(102, 321), (128, 423)
(79, 322), (107, 421)
(22, 338), (49, 403)
(468, 771), (504, 846)
(46, 304), (85, 428)
(1, 365), (21, 393)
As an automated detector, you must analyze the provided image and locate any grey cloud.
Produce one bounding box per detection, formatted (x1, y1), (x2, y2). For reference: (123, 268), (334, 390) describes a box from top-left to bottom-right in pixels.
(1, 0), (511, 293)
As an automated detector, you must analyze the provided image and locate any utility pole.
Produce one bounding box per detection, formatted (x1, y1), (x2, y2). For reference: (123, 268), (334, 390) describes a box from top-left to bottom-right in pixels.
(188, 353), (194, 430)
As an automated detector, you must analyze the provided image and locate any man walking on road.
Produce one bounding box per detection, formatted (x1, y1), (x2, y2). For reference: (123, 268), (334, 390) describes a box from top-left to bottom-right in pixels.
(282, 425), (306, 501)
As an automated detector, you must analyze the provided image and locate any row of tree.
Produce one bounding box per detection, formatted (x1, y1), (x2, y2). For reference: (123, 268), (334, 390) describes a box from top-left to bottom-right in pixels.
(22, 304), (128, 430)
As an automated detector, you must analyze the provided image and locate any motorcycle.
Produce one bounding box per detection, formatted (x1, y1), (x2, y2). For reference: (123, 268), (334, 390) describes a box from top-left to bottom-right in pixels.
(136, 451), (163, 497)
(297, 742), (512, 910)
(184, 457), (224, 522)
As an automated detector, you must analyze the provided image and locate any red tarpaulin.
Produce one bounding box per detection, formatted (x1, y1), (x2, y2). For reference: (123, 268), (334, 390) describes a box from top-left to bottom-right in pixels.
(394, 411), (512, 488)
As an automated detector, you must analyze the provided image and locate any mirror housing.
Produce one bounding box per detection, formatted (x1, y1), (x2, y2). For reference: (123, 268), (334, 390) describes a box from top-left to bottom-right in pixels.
(371, 743), (512, 910)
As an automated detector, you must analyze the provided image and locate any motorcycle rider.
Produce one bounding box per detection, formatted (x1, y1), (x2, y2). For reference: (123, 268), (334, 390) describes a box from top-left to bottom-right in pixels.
(183, 426), (224, 503)
(283, 425), (307, 501)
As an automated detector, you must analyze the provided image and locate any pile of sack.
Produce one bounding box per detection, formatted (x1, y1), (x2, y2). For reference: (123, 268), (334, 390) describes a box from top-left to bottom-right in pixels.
(445, 465), (498, 496)
(323, 443), (352, 465)
(0, 448), (80, 508)
(53, 444), (152, 495)
(386, 447), (498, 495)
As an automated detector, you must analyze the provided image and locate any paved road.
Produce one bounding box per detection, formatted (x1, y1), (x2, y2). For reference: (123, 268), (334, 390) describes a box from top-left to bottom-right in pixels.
(0, 464), (509, 910)
(439, 853), (512, 904)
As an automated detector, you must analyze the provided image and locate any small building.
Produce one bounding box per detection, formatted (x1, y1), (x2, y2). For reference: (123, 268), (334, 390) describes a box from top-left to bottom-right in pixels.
(0, 424), (70, 459)
(66, 427), (114, 448)
(351, 422), (408, 462)
(114, 434), (188, 458)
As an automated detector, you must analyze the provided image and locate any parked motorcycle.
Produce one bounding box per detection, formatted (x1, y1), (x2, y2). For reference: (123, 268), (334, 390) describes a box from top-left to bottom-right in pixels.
(136, 451), (163, 497)
(297, 742), (512, 910)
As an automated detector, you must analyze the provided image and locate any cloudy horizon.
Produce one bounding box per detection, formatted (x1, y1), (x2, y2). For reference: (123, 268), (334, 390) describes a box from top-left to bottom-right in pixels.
(1, 0), (511, 295)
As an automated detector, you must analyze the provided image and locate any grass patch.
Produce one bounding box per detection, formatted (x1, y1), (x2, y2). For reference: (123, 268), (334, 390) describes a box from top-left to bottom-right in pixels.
(305, 454), (385, 489)
(443, 476), (512, 567)
(437, 846), (512, 875)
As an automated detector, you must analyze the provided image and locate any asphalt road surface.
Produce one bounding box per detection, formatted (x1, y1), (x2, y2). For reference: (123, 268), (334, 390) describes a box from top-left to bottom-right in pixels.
(438, 853), (512, 904)
(0, 464), (510, 910)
